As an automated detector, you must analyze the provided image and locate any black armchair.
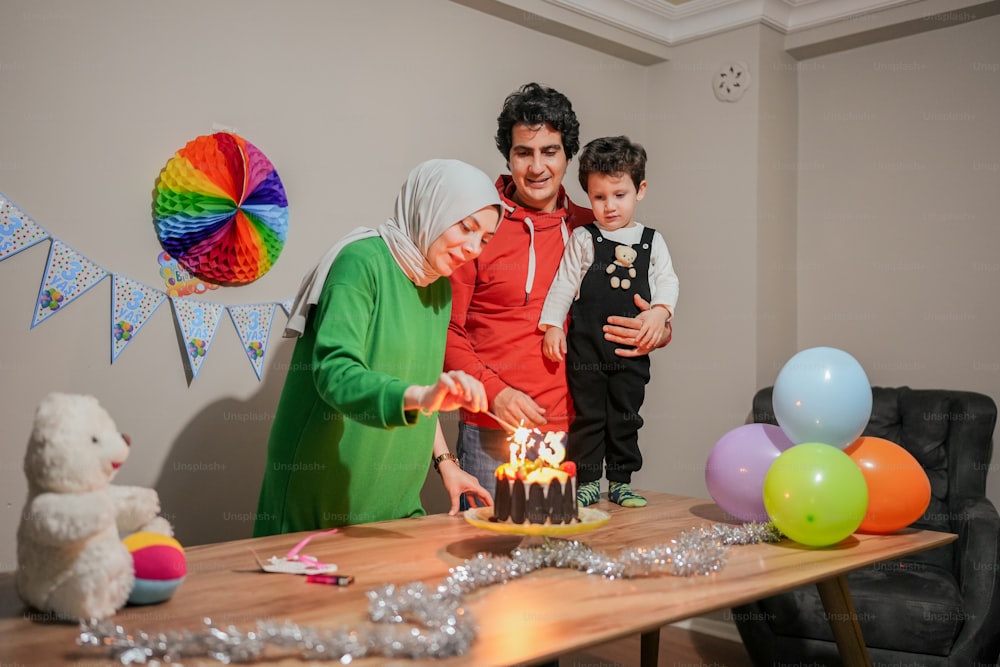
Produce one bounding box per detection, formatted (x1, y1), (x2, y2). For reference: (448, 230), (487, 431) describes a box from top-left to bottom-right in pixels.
(732, 386), (1000, 667)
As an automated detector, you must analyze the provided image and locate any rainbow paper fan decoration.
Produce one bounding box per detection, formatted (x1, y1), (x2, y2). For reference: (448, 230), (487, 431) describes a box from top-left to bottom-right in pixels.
(154, 132), (288, 285)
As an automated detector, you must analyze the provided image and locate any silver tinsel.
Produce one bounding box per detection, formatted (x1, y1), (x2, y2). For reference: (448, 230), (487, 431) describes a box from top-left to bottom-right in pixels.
(77, 521), (781, 664)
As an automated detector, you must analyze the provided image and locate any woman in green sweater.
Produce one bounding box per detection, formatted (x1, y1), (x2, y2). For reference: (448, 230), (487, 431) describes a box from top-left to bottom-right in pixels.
(254, 159), (501, 536)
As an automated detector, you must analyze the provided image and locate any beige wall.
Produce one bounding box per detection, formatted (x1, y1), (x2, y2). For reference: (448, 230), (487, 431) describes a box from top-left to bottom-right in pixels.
(796, 13), (1000, 509)
(754, 26), (800, 388)
(0, 0), (648, 569)
(0, 0), (997, 574)
(637, 25), (767, 498)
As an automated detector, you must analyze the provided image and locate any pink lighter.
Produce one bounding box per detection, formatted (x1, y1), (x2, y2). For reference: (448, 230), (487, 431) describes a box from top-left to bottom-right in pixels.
(306, 574), (354, 587)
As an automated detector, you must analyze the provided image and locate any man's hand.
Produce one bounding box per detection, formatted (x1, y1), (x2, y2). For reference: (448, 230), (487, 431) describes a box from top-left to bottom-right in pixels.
(604, 294), (673, 358)
(492, 386), (547, 429)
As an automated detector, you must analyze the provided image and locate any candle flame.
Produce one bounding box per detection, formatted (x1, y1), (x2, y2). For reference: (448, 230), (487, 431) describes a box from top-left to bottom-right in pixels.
(500, 421), (567, 479)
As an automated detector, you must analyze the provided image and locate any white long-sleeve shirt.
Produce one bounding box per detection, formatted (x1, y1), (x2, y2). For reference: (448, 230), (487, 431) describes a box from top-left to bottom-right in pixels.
(539, 222), (679, 329)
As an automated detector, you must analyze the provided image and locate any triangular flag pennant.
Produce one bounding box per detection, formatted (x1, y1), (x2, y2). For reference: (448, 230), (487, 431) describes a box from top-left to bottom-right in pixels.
(0, 193), (50, 262)
(228, 303), (277, 380)
(31, 240), (109, 329)
(280, 297), (294, 316)
(111, 274), (168, 363)
(170, 297), (226, 381)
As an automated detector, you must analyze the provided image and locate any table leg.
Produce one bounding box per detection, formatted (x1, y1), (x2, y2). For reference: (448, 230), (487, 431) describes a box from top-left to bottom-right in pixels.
(816, 575), (872, 667)
(640, 629), (659, 667)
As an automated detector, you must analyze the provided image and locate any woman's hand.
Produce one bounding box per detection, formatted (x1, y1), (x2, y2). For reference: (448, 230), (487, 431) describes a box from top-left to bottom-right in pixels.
(440, 462), (493, 514)
(406, 370), (488, 414)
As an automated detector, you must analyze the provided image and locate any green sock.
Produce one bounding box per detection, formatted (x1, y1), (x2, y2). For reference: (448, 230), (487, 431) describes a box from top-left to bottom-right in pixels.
(610, 482), (647, 508)
(577, 480), (601, 507)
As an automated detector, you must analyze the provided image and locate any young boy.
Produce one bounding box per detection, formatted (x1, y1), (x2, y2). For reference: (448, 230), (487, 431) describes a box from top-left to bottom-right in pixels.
(539, 136), (679, 508)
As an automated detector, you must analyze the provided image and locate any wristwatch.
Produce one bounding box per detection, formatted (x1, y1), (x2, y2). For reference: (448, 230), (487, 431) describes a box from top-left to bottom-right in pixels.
(432, 452), (460, 473)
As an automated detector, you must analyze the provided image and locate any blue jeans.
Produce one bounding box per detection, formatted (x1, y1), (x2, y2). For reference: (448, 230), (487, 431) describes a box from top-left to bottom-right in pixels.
(456, 421), (509, 511)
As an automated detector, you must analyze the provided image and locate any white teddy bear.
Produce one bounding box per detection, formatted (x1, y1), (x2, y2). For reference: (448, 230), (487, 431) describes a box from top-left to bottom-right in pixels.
(16, 392), (173, 621)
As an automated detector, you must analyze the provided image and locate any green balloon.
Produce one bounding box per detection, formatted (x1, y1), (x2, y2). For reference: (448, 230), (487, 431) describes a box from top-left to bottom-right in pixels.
(763, 442), (868, 546)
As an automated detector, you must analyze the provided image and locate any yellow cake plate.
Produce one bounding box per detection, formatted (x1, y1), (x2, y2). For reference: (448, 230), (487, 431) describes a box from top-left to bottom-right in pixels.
(463, 506), (611, 537)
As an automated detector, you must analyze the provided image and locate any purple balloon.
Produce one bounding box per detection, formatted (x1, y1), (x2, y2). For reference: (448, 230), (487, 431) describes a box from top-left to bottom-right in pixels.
(706, 423), (795, 522)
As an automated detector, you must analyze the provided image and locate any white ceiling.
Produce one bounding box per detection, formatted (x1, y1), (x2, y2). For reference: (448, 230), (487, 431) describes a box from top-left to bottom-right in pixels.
(453, 0), (1000, 62)
(552, 0), (919, 43)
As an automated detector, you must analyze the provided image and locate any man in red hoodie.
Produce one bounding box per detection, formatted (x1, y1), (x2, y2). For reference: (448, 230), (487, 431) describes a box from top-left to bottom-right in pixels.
(444, 83), (672, 504)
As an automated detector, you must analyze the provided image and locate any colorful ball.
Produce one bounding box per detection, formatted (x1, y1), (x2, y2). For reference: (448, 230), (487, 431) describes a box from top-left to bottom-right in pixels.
(123, 531), (187, 605)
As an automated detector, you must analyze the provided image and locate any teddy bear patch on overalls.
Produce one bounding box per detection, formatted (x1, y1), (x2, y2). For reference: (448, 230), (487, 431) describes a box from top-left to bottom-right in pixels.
(606, 243), (638, 290)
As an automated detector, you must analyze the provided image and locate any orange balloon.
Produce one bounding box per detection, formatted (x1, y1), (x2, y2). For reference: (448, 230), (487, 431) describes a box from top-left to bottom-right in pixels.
(845, 436), (930, 533)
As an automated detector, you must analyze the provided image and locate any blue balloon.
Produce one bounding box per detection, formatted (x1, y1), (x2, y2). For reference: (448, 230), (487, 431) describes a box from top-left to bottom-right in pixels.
(772, 347), (872, 449)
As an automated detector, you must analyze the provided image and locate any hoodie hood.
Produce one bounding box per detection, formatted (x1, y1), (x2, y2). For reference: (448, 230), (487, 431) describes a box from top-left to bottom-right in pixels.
(496, 174), (575, 230)
(495, 175), (571, 304)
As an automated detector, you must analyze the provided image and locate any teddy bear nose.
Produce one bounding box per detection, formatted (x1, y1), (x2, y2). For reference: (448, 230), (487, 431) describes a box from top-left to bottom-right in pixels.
(122, 433), (131, 447)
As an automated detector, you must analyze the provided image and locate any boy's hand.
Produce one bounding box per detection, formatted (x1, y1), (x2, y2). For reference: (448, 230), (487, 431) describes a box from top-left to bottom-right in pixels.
(542, 327), (566, 362)
(606, 294), (673, 357)
(634, 306), (670, 349)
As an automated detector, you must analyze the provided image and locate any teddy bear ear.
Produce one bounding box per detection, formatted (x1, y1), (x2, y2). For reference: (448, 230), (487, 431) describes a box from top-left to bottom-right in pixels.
(34, 392), (68, 426)
(36, 392), (99, 413)
(31, 393), (101, 444)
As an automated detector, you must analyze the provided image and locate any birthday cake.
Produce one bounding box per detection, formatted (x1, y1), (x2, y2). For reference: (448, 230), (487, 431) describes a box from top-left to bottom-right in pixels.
(491, 428), (578, 525)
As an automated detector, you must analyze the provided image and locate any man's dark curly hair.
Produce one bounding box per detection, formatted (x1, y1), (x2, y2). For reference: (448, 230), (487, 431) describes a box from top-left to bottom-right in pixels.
(577, 136), (647, 192)
(495, 83), (581, 161)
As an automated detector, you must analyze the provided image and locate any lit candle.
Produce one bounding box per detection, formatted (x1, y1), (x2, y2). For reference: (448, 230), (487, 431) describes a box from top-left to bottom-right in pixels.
(536, 437), (550, 465)
(539, 431), (566, 467)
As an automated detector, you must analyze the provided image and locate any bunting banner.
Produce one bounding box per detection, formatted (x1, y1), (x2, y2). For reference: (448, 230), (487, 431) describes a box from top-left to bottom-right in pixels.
(111, 275), (169, 363)
(0, 192), (50, 261)
(228, 303), (278, 380)
(171, 297), (227, 382)
(1, 192), (294, 382)
(279, 297), (294, 316)
(158, 251), (221, 298)
(32, 239), (110, 329)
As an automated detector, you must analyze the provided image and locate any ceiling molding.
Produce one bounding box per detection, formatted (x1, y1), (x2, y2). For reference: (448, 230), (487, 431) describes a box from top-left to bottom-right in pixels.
(543, 0), (925, 45)
(449, 0), (674, 63)
(784, 0), (1000, 58)
(451, 0), (1000, 63)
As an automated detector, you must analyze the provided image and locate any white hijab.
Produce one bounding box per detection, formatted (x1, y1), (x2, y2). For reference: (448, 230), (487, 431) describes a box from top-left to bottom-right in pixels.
(284, 159), (501, 337)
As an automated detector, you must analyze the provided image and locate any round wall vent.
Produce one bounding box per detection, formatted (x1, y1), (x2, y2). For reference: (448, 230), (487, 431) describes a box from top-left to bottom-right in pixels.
(713, 61), (751, 102)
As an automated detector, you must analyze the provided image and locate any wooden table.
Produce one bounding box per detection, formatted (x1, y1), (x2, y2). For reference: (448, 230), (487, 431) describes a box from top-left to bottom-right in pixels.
(0, 492), (955, 666)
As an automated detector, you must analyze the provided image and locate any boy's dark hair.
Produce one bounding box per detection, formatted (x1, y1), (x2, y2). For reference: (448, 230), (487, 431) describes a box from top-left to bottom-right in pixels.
(495, 82), (581, 161)
(577, 136), (647, 192)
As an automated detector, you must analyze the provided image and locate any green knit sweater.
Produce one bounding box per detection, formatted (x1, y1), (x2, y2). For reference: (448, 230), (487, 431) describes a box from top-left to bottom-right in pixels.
(254, 238), (450, 536)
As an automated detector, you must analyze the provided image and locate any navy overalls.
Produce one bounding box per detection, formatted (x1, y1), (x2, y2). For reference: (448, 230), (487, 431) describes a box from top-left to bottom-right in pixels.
(566, 224), (656, 485)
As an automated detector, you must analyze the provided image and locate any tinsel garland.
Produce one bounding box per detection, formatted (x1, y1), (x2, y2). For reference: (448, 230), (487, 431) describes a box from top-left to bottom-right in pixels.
(77, 522), (781, 664)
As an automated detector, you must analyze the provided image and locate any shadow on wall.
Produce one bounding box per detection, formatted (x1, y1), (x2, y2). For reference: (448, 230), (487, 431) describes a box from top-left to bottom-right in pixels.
(156, 336), (467, 546)
(155, 338), (294, 547)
